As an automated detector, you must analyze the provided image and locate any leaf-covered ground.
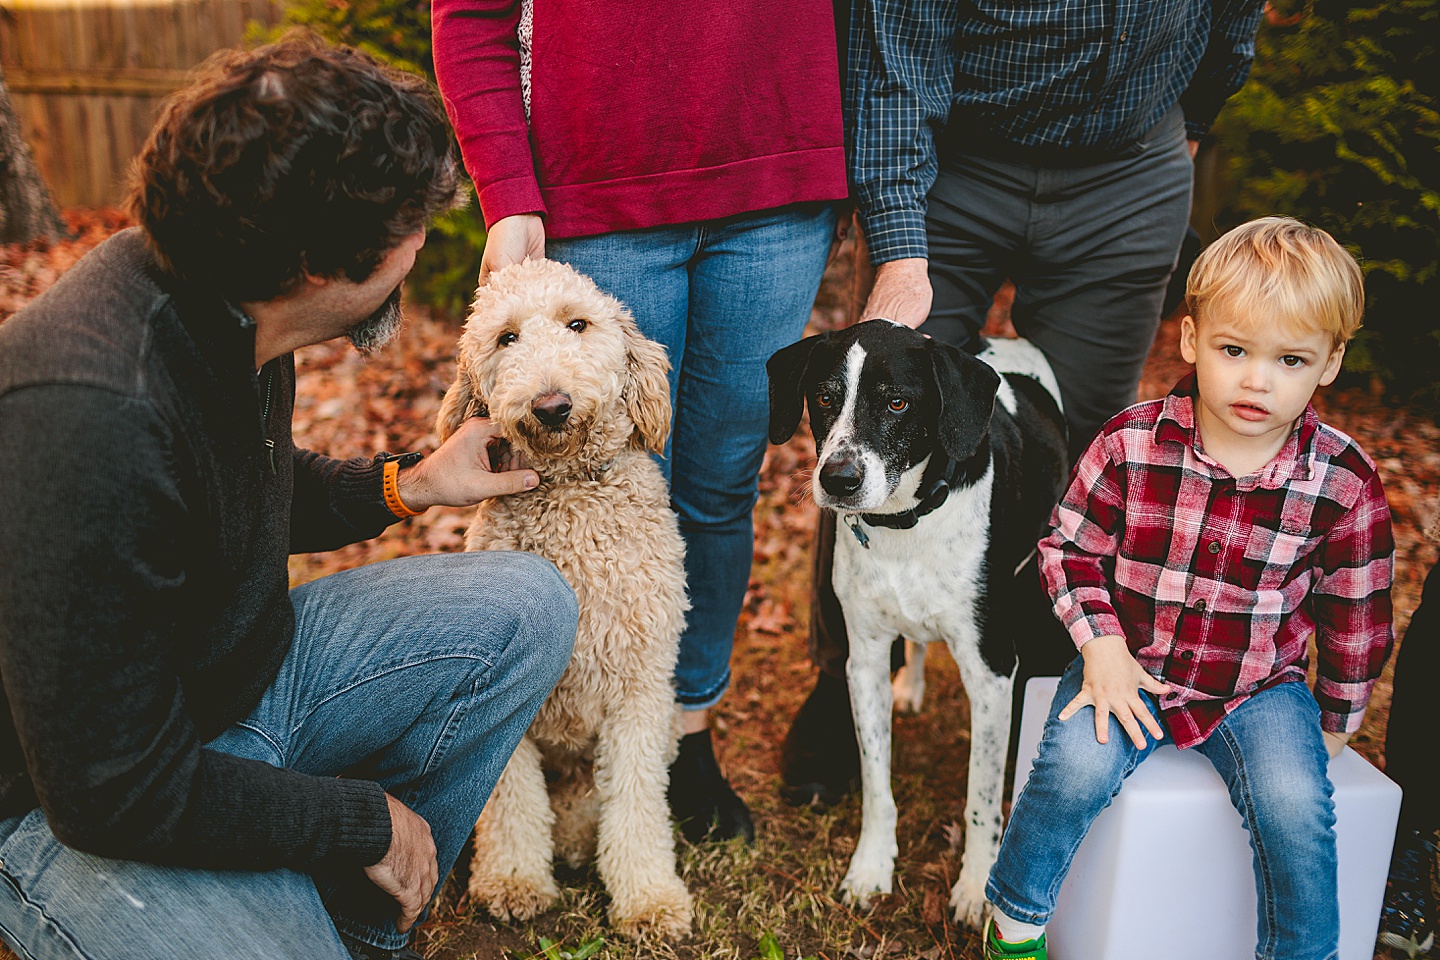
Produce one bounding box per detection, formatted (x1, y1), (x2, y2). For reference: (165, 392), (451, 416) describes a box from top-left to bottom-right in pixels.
(2, 212), (1435, 960)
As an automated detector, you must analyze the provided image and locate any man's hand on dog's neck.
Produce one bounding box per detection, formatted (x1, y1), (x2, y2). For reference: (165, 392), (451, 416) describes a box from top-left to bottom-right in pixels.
(862, 257), (932, 329)
(399, 417), (540, 511)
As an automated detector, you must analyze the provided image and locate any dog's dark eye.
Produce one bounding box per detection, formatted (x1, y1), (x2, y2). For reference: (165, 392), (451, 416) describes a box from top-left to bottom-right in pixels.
(498, 331), (518, 347)
(889, 398), (908, 412)
(815, 392), (833, 408)
(567, 318), (589, 333)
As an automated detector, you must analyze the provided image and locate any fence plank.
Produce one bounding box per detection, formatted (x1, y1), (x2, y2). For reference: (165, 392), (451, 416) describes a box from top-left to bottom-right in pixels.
(0, 0), (283, 207)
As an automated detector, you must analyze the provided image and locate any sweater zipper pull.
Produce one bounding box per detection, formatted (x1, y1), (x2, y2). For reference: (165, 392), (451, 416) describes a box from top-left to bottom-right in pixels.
(260, 366), (278, 475)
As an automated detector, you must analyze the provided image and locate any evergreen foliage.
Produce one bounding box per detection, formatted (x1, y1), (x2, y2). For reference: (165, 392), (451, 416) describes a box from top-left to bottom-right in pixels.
(1211, 0), (1439, 397)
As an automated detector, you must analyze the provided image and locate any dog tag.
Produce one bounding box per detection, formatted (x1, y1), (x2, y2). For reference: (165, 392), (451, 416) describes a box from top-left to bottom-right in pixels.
(845, 515), (871, 549)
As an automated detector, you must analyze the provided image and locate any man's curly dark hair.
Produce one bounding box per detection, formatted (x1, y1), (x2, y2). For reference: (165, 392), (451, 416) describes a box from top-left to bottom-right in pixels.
(127, 32), (460, 303)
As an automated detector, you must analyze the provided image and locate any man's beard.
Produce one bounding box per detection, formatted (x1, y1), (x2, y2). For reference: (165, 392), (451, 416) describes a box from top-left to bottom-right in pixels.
(347, 286), (405, 354)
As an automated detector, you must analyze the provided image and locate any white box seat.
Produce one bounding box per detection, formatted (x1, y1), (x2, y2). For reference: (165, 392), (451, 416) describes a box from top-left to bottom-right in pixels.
(1011, 677), (1401, 960)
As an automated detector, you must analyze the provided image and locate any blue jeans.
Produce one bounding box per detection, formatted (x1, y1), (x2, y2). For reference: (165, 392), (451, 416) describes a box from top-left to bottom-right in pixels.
(549, 202), (835, 708)
(987, 655), (1339, 960)
(0, 552), (577, 960)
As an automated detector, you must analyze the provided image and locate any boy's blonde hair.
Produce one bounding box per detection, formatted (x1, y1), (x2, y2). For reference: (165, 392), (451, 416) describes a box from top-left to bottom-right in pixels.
(1185, 217), (1364, 349)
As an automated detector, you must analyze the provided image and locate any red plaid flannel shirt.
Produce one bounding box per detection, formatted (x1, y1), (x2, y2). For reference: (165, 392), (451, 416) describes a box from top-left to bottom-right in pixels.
(1039, 374), (1394, 749)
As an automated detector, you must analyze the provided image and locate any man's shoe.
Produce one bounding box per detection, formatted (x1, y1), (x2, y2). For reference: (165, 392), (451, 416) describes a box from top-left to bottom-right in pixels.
(982, 918), (1047, 960)
(667, 729), (755, 843)
(779, 670), (859, 807)
(1379, 828), (1438, 958)
(339, 931), (425, 960)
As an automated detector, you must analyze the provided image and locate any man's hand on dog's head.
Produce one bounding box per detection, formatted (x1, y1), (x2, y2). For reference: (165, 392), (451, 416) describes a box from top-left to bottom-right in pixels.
(861, 257), (933, 330)
(398, 417), (539, 511)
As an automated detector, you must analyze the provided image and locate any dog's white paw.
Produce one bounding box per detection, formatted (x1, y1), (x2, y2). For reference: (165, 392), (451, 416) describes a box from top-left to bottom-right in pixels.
(467, 867), (559, 922)
(949, 862), (988, 930)
(609, 876), (693, 940)
(840, 854), (894, 909)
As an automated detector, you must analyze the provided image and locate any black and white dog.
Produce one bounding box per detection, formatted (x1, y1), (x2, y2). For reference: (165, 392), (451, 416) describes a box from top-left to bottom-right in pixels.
(767, 319), (1069, 927)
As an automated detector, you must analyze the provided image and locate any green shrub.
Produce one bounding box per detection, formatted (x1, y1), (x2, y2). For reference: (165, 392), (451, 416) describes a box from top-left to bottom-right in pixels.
(1210, 0), (1439, 399)
(251, 0), (487, 320)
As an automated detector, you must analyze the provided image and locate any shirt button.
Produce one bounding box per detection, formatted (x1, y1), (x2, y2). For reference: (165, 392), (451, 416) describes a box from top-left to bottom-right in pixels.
(1195, 599), (1207, 612)
(1181, 650), (1195, 661)
(1119, 30), (1129, 41)
(1208, 540), (1221, 554)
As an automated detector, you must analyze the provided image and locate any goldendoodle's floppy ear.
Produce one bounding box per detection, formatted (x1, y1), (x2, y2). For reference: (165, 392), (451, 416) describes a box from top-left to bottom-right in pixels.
(622, 322), (673, 454)
(436, 365), (481, 442)
(766, 334), (823, 444)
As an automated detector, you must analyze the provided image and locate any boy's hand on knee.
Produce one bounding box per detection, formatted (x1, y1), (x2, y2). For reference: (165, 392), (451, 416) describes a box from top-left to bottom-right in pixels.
(1321, 730), (1351, 759)
(1060, 635), (1171, 749)
(366, 794), (440, 934)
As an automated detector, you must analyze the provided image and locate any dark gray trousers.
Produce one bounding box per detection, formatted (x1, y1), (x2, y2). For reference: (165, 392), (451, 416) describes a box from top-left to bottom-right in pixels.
(809, 106), (1194, 679)
(925, 103), (1194, 458)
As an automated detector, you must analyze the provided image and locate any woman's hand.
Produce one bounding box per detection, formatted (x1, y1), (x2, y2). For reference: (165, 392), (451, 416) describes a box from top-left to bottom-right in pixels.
(479, 214), (545, 285)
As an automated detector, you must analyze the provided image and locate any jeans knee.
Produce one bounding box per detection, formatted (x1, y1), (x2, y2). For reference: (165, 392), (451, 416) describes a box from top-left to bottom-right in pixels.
(1039, 760), (1127, 810)
(506, 552), (578, 675)
(1246, 767), (1336, 843)
(1025, 721), (1134, 808)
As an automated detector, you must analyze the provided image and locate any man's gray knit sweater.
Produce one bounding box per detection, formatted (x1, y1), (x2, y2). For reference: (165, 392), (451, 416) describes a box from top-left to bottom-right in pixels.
(0, 229), (399, 870)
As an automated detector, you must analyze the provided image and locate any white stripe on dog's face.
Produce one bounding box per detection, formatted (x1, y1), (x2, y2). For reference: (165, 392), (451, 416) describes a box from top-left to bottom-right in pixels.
(813, 342), (893, 510)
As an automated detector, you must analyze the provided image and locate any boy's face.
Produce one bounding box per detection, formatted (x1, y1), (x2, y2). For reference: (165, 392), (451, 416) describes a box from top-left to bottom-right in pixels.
(1180, 308), (1344, 456)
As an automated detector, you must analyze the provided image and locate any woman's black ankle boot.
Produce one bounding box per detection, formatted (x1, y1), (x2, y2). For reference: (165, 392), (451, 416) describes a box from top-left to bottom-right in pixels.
(666, 729), (755, 844)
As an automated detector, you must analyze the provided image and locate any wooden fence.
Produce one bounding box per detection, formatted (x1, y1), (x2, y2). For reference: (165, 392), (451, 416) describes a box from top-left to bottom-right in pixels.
(0, 0), (283, 207)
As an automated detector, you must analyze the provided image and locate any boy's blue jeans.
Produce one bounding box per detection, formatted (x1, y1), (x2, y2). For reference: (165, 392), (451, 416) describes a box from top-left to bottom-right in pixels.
(987, 655), (1340, 960)
(548, 201), (835, 710)
(0, 551), (578, 960)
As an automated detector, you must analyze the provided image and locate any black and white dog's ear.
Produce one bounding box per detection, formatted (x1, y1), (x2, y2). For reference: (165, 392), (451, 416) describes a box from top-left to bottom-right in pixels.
(930, 341), (1001, 462)
(766, 334), (824, 444)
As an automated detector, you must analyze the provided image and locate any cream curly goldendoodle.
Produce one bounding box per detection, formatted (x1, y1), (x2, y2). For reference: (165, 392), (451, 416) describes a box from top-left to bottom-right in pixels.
(436, 259), (693, 939)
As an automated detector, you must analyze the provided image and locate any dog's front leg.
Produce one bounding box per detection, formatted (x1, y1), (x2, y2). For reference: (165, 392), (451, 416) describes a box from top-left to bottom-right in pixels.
(469, 735), (560, 921)
(594, 678), (692, 939)
(840, 629), (899, 907)
(947, 658), (1013, 929)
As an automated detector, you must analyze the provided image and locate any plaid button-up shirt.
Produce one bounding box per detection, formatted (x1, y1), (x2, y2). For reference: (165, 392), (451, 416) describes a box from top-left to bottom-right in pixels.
(846, 0), (1267, 264)
(1039, 375), (1394, 749)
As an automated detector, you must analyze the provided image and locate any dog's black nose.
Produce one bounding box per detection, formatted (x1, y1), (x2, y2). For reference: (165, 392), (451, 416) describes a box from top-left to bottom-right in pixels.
(532, 392), (572, 428)
(819, 457), (864, 497)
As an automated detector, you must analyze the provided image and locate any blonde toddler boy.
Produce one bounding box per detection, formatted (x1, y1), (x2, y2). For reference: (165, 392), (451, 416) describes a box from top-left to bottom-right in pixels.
(982, 217), (1395, 960)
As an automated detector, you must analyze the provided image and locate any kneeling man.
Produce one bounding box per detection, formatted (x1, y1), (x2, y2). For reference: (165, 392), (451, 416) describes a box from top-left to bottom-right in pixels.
(0, 33), (577, 960)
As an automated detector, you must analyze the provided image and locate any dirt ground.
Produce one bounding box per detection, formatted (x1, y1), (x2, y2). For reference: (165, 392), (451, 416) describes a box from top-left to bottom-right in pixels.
(1, 213), (1435, 960)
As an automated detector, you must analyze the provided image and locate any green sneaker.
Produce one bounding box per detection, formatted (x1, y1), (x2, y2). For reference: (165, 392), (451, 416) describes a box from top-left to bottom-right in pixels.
(983, 917), (1048, 960)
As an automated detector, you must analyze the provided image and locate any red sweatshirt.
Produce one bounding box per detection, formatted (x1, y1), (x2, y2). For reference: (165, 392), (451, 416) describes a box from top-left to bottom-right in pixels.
(431, 0), (848, 239)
